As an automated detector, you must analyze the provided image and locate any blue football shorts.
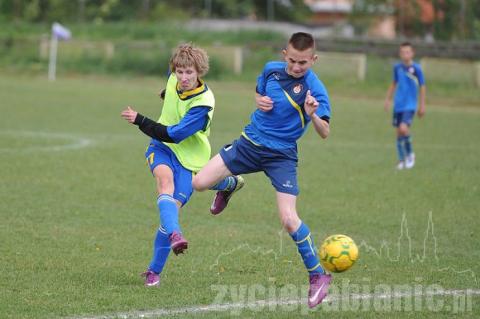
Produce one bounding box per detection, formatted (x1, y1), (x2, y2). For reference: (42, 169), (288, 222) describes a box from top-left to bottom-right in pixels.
(393, 110), (415, 127)
(219, 136), (299, 195)
(145, 140), (193, 206)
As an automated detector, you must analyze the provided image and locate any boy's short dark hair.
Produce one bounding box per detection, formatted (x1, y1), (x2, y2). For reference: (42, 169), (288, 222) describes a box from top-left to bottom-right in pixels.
(288, 32), (315, 51)
(400, 41), (413, 48)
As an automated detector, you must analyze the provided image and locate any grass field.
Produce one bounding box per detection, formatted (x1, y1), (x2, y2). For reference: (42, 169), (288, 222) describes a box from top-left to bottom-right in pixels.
(1, 73), (479, 319)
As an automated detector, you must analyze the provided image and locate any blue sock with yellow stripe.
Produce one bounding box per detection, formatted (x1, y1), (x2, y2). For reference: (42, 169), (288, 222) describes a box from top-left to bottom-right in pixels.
(149, 226), (171, 274)
(290, 222), (324, 274)
(157, 194), (180, 235)
(210, 176), (237, 191)
(396, 137), (405, 161)
(404, 135), (413, 156)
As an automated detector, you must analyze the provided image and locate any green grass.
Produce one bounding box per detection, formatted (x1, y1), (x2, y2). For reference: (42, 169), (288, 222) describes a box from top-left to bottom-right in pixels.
(0, 73), (479, 318)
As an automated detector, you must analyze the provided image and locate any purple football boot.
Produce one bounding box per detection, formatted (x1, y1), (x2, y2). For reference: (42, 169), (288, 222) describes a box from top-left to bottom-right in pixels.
(210, 175), (244, 215)
(308, 273), (332, 308)
(169, 231), (188, 255)
(141, 270), (160, 287)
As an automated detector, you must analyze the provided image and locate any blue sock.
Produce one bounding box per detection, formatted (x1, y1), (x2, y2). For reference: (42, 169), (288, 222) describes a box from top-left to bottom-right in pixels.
(149, 226), (171, 274)
(157, 194), (180, 235)
(396, 137), (405, 161)
(210, 176), (237, 191)
(290, 222), (324, 274)
(404, 135), (413, 156)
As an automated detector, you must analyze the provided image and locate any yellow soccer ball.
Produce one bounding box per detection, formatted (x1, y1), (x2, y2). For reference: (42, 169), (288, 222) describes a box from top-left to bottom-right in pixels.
(319, 234), (358, 273)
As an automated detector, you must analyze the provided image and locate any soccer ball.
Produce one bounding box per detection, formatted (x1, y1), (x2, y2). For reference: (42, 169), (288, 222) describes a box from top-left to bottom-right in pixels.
(319, 234), (358, 273)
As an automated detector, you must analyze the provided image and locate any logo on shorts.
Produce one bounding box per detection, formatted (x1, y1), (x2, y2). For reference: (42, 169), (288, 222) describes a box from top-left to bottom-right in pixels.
(282, 180), (294, 188)
(293, 83), (303, 94)
(224, 144), (233, 151)
(273, 72), (280, 80)
(178, 193), (187, 199)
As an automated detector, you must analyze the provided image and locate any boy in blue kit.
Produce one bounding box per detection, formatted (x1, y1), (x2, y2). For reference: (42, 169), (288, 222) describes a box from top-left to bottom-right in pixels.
(384, 42), (426, 170)
(121, 43), (215, 287)
(192, 32), (332, 308)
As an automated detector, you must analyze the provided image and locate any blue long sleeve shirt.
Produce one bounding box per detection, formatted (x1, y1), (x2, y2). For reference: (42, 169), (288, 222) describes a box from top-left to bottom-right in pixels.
(166, 106), (211, 143)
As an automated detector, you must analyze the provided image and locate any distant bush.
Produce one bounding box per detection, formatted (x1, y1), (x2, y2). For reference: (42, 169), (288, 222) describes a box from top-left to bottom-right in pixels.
(0, 22), (282, 78)
(105, 50), (170, 75)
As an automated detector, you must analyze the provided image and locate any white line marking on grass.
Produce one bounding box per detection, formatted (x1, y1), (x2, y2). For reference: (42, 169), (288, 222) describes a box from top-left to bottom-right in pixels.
(0, 130), (93, 153)
(72, 288), (480, 319)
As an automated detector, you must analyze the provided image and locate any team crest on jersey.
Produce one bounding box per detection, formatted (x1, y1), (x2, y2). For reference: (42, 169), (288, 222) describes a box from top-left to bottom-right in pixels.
(408, 67), (415, 74)
(293, 83), (303, 94)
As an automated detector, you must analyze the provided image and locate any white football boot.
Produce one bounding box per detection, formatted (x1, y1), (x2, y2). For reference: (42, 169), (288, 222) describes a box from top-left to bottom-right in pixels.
(405, 153), (415, 169)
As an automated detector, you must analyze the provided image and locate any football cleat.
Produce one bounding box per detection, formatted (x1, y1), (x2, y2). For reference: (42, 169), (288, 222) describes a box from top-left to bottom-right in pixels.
(141, 270), (160, 287)
(169, 231), (188, 255)
(210, 175), (244, 215)
(405, 153), (415, 169)
(307, 273), (332, 308)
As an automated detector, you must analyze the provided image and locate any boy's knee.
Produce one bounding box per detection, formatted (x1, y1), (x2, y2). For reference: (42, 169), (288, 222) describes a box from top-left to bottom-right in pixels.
(155, 177), (174, 195)
(279, 211), (301, 233)
(192, 175), (207, 192)
(398, 124), (409, 136)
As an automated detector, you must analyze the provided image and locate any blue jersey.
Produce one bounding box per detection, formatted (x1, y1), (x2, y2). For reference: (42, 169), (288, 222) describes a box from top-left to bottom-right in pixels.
(166, 106), (210, 143)
(393, 62), (425, 112)
(244, 61), (331, 150)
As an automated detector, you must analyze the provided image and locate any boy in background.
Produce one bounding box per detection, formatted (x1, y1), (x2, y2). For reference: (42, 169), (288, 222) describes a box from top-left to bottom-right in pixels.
(384, 42), (426, 170)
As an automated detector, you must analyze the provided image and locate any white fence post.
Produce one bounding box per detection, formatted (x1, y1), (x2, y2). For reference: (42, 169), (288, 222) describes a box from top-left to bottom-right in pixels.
(234, 46), (243, 75)
(105, 42), (115, 60)
(48, 35), (58, 81)
(357, 53), (366, 81)
(475, 62), (480, 88)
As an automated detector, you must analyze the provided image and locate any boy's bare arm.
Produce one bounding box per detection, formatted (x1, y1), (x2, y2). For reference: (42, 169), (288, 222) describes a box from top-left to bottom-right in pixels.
(418, 86), (426, 118)
(311, 114), (330, 139)
(384, 82), (396, 111)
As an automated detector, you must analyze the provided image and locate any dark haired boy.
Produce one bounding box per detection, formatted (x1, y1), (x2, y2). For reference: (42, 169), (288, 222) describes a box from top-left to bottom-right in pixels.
(193, 32), (332, 308)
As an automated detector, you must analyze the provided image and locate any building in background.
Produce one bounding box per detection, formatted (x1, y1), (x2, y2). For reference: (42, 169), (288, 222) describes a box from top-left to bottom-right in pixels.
(305, 0), (449, 41)
(304, 0), (353, 26)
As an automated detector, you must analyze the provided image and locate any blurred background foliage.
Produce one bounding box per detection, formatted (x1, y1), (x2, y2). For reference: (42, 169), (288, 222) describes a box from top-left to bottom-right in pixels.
(1, 0), (479, 41)
(0, 0), (311, 24)
(351, 0), (480, 41)
(0, 0), (478, 92)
